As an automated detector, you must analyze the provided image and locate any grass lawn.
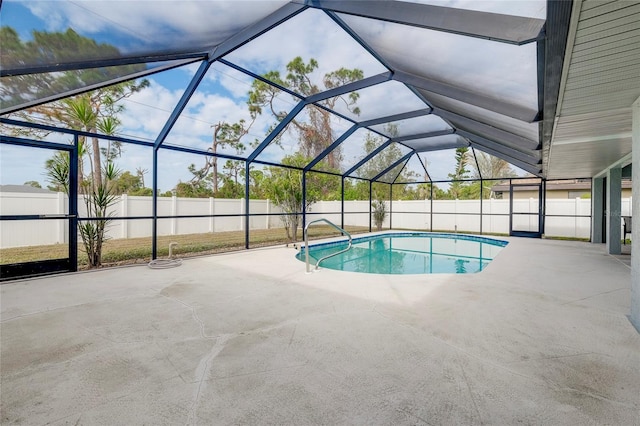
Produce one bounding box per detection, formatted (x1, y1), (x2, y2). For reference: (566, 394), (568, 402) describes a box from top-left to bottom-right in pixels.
(0, 225), (370, 269)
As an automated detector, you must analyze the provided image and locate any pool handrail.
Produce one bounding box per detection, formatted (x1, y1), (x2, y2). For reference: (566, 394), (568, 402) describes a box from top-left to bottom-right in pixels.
(304, 218), (352, 273)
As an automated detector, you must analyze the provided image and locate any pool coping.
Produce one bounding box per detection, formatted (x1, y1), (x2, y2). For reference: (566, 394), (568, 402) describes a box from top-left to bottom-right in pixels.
(300, 230), (509, 254)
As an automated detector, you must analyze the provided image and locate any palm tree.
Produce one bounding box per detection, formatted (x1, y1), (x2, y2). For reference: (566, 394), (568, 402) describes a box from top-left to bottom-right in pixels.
(44, 114), (122, 268)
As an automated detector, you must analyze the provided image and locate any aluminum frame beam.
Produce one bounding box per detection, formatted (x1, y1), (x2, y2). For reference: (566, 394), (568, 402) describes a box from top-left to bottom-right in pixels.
(372, 152), (413, 182)
(417, 155), (432, 182)
(404, 140), (467, 153)
(462, 133), (542, 174)
(247, 101), (306, 162)
(541, 0), (574, 177)
(392, 129), (454, 143)
(470, 146), (484, 180)
(359, 108), (432, 127)
(434, 108), (541, 151)
(154, 60), (211, 149)
(1, 58), (201, 116)
(345, 140), (391, 176)
(456, 129), (541, 165)
(304, 124), (358, 171)
(218, 58), (303, 101)
(1, 52), (206, 77)
(302, 0), (545, 45)
(471, 143), (542, 176)
(306, 72), (392, 104)
(0, 117), (155, 148)
(325, 10), (394, 71)
(0, 135), (72, 152)
(395, 70), (540, 123)
(244, 72), (392, 164)
(209, 3), (308, 61)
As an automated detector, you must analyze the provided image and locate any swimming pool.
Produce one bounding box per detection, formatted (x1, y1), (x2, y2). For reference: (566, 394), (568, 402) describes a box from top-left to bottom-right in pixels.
(297, 232), (508, 274)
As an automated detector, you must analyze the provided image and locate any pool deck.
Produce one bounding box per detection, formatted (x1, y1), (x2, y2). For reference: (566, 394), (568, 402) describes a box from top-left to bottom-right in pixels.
(1, 236), (638, 425)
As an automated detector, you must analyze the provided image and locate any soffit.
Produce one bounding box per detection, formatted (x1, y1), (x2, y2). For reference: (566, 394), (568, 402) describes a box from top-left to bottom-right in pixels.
(547, 0), (640, 179)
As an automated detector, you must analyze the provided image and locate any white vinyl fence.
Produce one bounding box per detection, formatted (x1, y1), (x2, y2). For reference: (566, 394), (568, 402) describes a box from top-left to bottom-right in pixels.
(0, 192), (633, 248)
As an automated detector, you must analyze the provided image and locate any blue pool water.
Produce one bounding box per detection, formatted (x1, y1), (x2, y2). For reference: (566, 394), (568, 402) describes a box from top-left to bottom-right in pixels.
(297, 232), (508, 274)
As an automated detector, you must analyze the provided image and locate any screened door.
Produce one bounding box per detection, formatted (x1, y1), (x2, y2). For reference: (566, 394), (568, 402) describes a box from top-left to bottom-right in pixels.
(509, 182), (543, 238)
(0, 140), (77, 281)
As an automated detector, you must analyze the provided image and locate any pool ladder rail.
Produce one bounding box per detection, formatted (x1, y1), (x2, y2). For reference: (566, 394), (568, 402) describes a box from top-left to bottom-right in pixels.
(303, 218), (352, 273)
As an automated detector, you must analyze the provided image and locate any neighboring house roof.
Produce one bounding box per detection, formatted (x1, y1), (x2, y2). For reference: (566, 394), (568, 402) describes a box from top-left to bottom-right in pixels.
(0, 184), (54, 194)
(490, 179), (632, 193)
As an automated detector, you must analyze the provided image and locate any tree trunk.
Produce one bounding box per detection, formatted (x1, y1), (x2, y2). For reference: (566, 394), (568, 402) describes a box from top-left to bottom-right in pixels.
(289, 222), (298, 242)
(78, 140), (84, 196)
(212, 158), (219, 193)
(92, 135), (102, 187)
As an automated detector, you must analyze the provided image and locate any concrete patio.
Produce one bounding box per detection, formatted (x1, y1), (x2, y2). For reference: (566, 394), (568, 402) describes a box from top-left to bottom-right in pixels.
(1, 237), (638, 425)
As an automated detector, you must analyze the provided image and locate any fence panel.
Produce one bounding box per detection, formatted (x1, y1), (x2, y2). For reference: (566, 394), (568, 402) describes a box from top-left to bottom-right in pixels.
(0, 192), (629, 248)
(0, 192), (68, 248)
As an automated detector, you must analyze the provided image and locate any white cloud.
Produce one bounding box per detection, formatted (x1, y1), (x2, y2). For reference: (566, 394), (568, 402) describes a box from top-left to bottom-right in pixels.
(119, 81), (182, 141)
(22, 1), (290, 53)
(208, 64), (257, 100)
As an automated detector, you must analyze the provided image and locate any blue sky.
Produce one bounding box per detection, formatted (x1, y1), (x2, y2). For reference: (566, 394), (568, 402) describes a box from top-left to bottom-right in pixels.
(1, 0), (538, 191)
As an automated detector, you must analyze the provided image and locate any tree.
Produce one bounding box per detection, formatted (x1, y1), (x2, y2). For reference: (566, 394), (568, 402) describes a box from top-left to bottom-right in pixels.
(467, 150), (517, 199)
(372, 199), (387, 231)
(47, 87), (147, 190)
(45, 152), (70, 193)
(469, 150), (517, 180)
(24, 180), (42, 189)
(248, 168), (267, 199)
(135, 167), (148, 188)
(261, 154), (308, 242)
(181, 57), (362, 203)
(1, 27), (147, 111)
(415, 183), (448, 200)
(45, 139), (122, 268)
(111, 170), (151, 195)
(247, 57), (363, 170)
(260, 153), (339, 241)
(77, 161), (120, 268)
(173, 179), (214, 198)
(447, 147), (470, 200)
(188, 120), (256, 195)
(216, 159), (246, 199)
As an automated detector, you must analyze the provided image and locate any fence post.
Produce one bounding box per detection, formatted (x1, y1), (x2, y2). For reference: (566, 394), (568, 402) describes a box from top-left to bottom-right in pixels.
(119, 194), (127, 239)
(209, 197), (214, 233)
(575, 197), (580, 238)
(266, 199), (270, 229)
(488, 198), (493, 234)
(454, 198), (458, 232)
(424, 198), (429, 230)
(171, 195), (177, 235)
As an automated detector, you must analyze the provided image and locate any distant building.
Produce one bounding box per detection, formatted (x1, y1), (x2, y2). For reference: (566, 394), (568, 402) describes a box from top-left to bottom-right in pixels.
(0, 185), (54, 194)
(490, 179), (632, 200)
